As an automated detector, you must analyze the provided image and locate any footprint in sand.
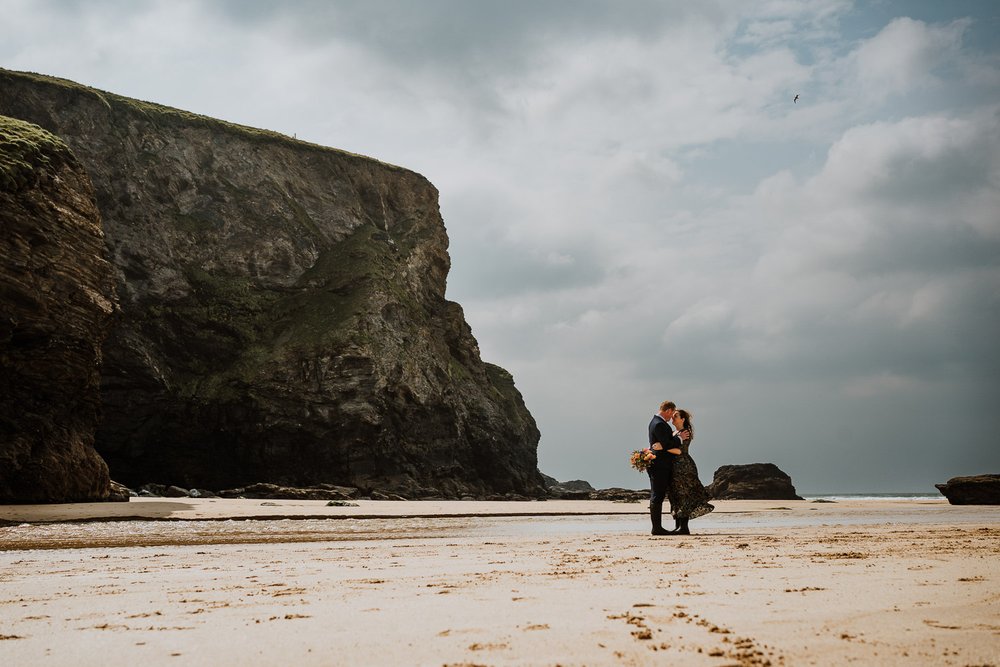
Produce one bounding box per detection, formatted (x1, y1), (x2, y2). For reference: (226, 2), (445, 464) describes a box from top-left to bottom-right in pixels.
(468, 641), (510, 651)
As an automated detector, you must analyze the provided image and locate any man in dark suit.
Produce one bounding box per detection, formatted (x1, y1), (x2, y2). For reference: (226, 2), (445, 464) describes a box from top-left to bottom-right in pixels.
(647, 400), (686, 535)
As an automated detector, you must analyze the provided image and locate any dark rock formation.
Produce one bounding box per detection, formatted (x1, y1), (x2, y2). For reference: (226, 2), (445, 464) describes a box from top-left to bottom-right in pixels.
(107, 481), (133, 502)
(540, 474), (644, 501)
(541, 474), (599, 499)
(0, 114), (117, 502)
(540, 473), (560, 488)
(556, 479), (595, 492)
(370, 491), (408, 501)
(589, 488), (647, 502)
(0, 69), (542, 498)
(935, 475), (1000, 505)
(550, 490), (592, 500)
(706, 463), (803, 500)
(218, 482), (359, 501)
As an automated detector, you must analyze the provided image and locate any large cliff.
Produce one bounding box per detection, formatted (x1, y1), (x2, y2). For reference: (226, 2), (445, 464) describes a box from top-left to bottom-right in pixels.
(0, 69), (543, 498)
(0, 114), (116, 502)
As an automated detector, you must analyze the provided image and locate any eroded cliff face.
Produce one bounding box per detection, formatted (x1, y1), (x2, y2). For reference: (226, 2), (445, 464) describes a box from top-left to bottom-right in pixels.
(0, 69), (543, 497)
(0, 114), (116, 502)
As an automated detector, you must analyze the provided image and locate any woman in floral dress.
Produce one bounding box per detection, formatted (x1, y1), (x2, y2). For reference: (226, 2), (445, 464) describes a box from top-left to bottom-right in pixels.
(665, 409), (714, 534)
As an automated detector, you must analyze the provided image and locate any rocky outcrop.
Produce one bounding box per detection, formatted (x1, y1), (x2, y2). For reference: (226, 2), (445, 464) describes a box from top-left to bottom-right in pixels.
(554, 479), (595, 492)
(541, 474), (594, 492)
(540, 474), (645, 501)
(0, 69), (543, 498)
(935, 475), (1000, 505)
(0, 114), (117, 502)
(590, 487), (647, 502)
(107, 481), (133, 501)
(542, 474), (598, 499)
(218, 483), (359, 501)
(706, 464), (803, 500)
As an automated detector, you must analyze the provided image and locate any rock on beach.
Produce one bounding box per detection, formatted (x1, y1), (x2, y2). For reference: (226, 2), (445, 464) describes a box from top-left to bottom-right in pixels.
(935, 474), (1000, 505)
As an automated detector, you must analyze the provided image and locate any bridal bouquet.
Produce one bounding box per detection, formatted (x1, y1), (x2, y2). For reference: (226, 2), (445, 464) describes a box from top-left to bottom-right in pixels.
(630, 448), (656, 472)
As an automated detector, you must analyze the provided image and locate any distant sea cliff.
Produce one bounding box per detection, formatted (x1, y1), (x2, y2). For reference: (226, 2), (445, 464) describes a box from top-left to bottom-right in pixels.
(0, 69), (543, 501)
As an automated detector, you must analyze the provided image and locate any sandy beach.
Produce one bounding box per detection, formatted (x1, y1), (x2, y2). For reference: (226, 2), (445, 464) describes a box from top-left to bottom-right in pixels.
(1, 498), (997, 666)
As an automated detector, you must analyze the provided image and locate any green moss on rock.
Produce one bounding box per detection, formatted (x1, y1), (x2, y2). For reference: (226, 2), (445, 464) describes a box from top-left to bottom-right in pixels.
(0, 115), (72, 192)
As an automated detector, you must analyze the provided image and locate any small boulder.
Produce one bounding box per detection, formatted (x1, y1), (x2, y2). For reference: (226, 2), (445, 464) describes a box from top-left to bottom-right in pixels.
(106, 481), (132, 503)
(935, 474), (1000, 505)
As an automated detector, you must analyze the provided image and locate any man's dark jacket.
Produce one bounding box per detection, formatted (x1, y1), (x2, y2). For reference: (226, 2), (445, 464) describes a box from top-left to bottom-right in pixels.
(647, 415), (681, 475)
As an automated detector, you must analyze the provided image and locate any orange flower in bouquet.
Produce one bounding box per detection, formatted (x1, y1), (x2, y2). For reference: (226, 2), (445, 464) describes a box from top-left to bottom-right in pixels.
(630, 448), (656, 472)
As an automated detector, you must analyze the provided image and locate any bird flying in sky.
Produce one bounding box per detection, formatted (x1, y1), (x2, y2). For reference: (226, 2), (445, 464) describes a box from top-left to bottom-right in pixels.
(793, 94), (799, 103)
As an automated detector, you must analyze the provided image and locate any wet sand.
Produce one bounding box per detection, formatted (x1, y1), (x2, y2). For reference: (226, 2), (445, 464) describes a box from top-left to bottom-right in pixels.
(1, 499), (997, 666)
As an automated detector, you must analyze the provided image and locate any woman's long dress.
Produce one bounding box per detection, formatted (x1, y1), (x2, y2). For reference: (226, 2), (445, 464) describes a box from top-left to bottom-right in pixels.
(669, 439), (715, 520)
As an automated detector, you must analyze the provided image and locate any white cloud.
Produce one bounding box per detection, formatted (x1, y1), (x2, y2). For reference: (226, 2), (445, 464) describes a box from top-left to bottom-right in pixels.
(809, 113), (990, 203)
(852, 17), (971, 99)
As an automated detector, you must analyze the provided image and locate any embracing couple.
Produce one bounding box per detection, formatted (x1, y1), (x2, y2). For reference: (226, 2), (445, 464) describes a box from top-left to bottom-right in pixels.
(647, 400), (714, 536)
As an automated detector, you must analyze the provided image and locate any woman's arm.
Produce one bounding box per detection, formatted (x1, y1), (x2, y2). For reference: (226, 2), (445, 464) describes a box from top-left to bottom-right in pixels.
(650, 441), (682, 455)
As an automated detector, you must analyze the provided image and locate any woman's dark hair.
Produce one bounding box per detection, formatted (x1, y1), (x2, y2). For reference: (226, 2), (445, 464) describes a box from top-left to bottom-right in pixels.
(675, 409), (694, 441)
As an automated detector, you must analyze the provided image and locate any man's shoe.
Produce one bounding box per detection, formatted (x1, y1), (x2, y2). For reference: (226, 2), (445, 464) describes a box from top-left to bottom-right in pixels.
(650, 505), (669, 535)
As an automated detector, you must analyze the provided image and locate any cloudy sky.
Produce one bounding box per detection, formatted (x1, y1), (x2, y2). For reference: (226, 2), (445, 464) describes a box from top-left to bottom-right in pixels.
(4, 0), (998, 493)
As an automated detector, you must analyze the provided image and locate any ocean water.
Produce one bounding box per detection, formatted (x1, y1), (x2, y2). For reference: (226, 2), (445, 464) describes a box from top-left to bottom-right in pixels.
(800, 492), (940, 501)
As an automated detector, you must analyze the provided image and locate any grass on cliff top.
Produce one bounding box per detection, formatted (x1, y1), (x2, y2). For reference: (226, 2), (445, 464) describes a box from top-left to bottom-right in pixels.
(0, 114), (72, 191)
(0, 68), (412, 176)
